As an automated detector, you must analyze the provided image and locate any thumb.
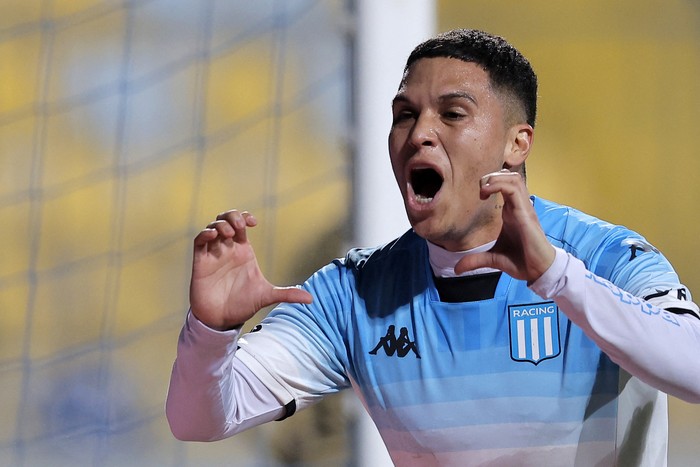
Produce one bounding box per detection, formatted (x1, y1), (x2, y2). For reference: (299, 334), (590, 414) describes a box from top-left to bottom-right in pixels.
(270, 286), (314, 305)
(454, 252), (497, 275)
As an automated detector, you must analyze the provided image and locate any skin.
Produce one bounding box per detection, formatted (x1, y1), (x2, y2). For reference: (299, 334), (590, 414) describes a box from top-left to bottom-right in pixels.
(190, 210), (312, 330)
(190, 57), (555, 330)
(387, 57), (554, 280)
(389, 57), (530, 252)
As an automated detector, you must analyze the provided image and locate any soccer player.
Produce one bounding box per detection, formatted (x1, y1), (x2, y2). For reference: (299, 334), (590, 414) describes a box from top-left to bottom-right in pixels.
(166, 29), (700, 465)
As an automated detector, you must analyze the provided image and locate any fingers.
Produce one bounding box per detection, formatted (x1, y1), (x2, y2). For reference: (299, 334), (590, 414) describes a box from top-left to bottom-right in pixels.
(479, 170), (528, 204)
(193, 228), (219, 249)
(214, 210), (257, 243)
(215, 210), (257, 229)
(480, 170), (538, 228)
(454, 251), (498, 275)
(469, 170), (556, 281)
(194, 210), (257, 248)
(270, 286), (314, 306)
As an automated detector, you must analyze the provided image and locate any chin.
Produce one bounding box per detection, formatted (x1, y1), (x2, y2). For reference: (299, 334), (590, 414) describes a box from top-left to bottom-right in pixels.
(410, 219), (444, 243)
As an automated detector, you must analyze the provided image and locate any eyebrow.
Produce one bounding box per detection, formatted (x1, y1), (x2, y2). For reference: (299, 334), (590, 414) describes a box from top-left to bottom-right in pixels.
(438, 91), (477, 105)
(391, 91), (478, 107)
(391, 94), (411, 107)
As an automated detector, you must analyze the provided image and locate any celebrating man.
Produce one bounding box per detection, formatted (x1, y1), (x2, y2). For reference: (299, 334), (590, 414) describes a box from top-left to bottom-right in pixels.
(167, 29), (700, 466)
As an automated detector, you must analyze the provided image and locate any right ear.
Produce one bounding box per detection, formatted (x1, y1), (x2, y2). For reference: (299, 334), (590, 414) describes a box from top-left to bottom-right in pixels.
(503, 123), (533, 170)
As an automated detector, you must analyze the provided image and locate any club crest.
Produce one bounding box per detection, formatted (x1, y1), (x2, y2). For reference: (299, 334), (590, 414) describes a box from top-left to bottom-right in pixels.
(508, 301), (561, 365)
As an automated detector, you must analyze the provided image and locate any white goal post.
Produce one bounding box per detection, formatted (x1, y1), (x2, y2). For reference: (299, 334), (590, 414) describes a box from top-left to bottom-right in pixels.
(353, 1), (436, 465)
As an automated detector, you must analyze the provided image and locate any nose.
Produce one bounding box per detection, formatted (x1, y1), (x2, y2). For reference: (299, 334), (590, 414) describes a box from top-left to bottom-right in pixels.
(409, 113), (438, 149)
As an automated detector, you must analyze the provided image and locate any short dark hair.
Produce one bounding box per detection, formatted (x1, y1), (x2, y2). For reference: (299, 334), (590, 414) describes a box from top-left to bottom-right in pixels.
(405, 29), (538, 128)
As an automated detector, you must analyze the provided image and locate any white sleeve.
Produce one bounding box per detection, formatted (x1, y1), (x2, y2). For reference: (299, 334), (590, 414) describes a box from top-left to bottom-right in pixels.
(165, 311), (289, 441)
(530, 247), (700, 403)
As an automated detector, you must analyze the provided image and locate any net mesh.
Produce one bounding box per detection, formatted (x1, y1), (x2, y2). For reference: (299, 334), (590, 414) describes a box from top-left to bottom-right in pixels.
(0, 1), (352, 465)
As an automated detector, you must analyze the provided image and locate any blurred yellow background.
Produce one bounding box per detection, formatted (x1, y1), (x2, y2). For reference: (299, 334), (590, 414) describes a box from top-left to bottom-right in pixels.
(0, 0), (698, 465)
(1, 1), (351, 465)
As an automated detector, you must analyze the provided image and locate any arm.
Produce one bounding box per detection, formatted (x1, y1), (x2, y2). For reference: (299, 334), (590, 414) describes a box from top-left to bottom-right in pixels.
(166, 312), (286, 441)
(167, 276), (352, 440)
(457, 170), (700, 402)
(530, 248), (700, 403)
(166, 210), (313, 439)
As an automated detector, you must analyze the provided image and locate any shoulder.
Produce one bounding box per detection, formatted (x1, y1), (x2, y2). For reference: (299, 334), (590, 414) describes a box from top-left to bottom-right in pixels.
(329, 229), (430, 307)
(340, 229), (426, 272)
(534, 197), (633, 245)
(533, 196), (681, 293)
(534, 196), (646, 259)
(304, 229), (425, 296)
(291, 230), (427, 337)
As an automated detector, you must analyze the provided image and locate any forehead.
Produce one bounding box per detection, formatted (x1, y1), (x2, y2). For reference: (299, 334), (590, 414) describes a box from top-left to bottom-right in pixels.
(396, 57), (493, 98)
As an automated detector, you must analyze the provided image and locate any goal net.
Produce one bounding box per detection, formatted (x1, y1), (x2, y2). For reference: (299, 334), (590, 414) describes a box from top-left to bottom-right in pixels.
(0, 1), (352, 465)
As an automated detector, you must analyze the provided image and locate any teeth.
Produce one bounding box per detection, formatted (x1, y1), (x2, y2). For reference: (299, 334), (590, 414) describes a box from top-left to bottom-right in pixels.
(415, 194), (433, 204)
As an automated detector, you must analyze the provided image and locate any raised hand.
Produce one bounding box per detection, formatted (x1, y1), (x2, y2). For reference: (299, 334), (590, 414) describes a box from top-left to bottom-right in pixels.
(190, 210), (313, 330)
(455, 170), (555, 283)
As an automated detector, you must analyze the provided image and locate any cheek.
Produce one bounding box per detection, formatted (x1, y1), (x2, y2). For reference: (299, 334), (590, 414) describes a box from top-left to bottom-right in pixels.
(465, 132), (507, 172)
(388, 127), (405, 151)
(387, 150), (403, 186)
(388, 132), (406, 169)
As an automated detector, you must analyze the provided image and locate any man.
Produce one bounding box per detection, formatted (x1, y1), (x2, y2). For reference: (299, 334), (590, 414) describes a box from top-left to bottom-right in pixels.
(166, 29), (700, 466)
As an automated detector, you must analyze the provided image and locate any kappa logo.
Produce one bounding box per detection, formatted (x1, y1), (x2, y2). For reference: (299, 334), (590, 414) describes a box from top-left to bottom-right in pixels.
(622, 238), (659, 262)
(508, 301), (560, 365)
(369, 325), (421, 359)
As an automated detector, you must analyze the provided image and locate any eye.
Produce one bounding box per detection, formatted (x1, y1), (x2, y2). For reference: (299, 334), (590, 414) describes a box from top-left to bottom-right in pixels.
(392, 110), (416, 125)
(442, 110), (466, 120)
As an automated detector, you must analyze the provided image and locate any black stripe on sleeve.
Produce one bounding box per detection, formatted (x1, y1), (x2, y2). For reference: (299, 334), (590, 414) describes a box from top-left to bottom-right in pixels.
(664, 307), (700, 320)
(276, 399), (297, 421)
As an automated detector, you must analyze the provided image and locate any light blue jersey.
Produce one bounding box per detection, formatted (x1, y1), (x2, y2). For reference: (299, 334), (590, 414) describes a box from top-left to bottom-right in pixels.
(237, 197), (685, 465)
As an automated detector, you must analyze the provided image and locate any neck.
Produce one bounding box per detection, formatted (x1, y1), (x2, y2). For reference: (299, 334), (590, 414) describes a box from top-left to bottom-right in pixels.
(427, 240), (499, 278)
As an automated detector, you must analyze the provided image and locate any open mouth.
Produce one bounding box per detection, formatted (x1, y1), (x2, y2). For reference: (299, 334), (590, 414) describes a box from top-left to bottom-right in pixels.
(410, 168), (443, 204)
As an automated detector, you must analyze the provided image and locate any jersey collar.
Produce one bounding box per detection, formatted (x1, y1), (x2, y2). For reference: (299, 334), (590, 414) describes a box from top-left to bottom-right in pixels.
(427, 240), (499, 278)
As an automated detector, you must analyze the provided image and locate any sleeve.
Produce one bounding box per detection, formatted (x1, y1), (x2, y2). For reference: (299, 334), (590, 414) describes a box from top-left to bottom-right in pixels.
(236, 261), (352, 413)
(166, 261), (353, 441)
(165, 311), (287, 441)
(530, 247), (700, 403)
